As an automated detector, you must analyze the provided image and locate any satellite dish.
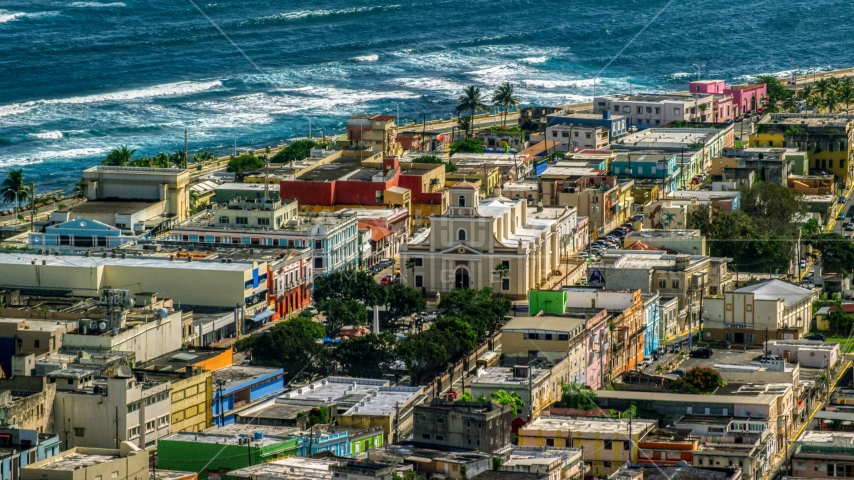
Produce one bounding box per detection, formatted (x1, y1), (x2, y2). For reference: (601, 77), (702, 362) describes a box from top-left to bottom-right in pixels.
(117, 365), (133, 378)
(98, 322), (108, 331)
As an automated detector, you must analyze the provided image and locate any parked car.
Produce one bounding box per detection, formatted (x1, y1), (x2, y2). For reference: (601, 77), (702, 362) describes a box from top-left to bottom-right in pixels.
(641, 356), (653, 367)
(805, 333), (827, 341)
(838, 212), (846, 221)
(709, 340), (731, 349)
(669, 369), (687, 377)
(632, 214), (644, 222)
(445, 389), (457, 400)
(575, 252), (590, 258)
(691, 348), (713, 359)
(380, 275), (393, 285)
(628, 126), (638, 132)
(800, 259), (807, 269)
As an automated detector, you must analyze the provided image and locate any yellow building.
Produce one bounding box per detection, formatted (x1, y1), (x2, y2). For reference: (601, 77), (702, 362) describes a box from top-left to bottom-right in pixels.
(751, 113), (854, 187)
(518, 416), (656, 478)
(135, 347), (234, 433)
(445, 165), (501, 195)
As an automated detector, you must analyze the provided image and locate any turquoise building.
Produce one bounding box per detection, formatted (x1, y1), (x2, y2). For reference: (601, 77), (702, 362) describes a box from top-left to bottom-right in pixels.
(28, 217), (139, 252)
(642, 293), (661, 356)
(0, 428), (60, 480)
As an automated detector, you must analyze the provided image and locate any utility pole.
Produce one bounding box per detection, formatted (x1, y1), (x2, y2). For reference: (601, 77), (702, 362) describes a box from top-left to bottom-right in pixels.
(247, 435), (252, 466)
(422, 114), (427, 152)
(184, 129), (189, 168)
(30, 181), (35, 231)
(115, 406), (120, 449)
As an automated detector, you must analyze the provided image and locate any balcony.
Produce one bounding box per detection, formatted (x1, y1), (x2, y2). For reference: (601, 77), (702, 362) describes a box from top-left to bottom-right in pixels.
(447, 207), (475, 217)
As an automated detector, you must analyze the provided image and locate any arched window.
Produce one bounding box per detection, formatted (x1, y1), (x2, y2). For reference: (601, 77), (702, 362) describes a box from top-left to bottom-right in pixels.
(458, 195), (466, 207)
(457, 228), (467, 241)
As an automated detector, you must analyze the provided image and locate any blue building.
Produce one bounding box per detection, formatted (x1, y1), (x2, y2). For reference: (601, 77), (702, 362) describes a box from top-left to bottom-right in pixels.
(212, 366), (285, 427)
(28, 217), (138, 253)
(0, 428), (60, 480)
(546, 111), (628, 138)
(642, 293), (661, 356)
(298, 429), (350, 457)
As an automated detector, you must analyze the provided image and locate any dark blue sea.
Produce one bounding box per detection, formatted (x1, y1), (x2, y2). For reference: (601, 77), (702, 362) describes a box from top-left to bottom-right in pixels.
(1, 0), (853, 196)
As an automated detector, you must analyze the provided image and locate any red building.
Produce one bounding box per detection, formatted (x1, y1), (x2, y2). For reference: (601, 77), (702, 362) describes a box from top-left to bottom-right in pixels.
(267, 248), (313, 319)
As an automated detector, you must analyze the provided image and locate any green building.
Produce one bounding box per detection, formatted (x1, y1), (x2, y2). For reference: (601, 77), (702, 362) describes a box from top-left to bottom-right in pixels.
(528, 290), (567, 315)
(345, 426), (384, 456)
(157, 430), (299, 479)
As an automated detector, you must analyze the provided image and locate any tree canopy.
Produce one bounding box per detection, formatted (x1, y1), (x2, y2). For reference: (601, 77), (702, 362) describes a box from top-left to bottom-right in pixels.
(555, 381), (598, 410)
(670, 366), (726, 394)
(411, 155), (456, 172)
(335, 332), (397, 378)
(317, 298), (369, 338)
(386, 284), (426, 322)
(397, 328), (461, 384)
(271, 140), (319, 163)
(449, 138), (485, 156)
(490, 390), (525, 418)
(313, 270), (387, 307)
(804, 233), (854, 274)
(226, 154), (265, 172)
(438, 287), (511, 338)
(235, 317), (327, 383)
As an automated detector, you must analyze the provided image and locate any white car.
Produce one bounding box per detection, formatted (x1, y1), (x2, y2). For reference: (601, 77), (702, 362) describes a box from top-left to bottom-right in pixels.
(641, 356), (653, 367)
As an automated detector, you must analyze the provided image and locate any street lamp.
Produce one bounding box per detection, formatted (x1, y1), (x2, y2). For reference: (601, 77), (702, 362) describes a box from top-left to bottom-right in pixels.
(692, 64), (705, 82)
(305, 117), (312, 139)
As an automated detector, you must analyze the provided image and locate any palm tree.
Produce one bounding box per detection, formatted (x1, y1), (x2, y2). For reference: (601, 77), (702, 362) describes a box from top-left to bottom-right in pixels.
(129, 157), (152, 167)
(797, 85), (813, 101)
(806, 94), (822, 112)
(189, 190), (201, 214)
(152, 152), (170, 168)
(102, 145), (136, 166)
(72, 180), (85, 197)
(814, 78), (833, 100)
(492, 83), (521, 128)
(839, 82), (854, 113)
(822, 90), (841, 113)
(493, 263), (509, 296)
(169, 150), (188, 169)
(490, 390), (524, 418)
(405, 258), (417, 287)
(457, 116), (472, 138)
(763, 100), (783, 114)
(0, 169), (31, 211)
(456, 85), (489, 136)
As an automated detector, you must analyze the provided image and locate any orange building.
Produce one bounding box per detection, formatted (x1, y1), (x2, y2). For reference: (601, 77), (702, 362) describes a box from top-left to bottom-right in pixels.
(636, 430), (698, 465)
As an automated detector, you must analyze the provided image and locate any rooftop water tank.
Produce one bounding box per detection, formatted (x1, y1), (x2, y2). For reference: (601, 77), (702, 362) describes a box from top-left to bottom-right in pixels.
(254, 431), (264, 440)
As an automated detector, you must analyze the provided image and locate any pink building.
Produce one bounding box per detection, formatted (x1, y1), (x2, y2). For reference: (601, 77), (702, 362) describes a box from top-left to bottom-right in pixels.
(792, 431), (854, 478)
(690, 80), (767, 117)
(688, 80), (735, 122)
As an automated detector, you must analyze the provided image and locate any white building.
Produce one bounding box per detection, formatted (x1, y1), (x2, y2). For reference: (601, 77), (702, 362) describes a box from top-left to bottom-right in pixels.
(703, 280), (817, 346)
(400, 182), (578, 300)
(544, 124), (609, 151)
(53, 371), (172, 449)
(594, 93), (717, 128)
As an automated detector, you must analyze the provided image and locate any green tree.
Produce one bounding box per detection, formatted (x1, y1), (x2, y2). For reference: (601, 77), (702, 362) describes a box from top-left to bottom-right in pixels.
(72, 180), (85, 196)
(0, 169), (31, 210)
(740, 182), (805, 235)
(456, 85), (489, 135)
(396, 329), (459, 384)
(670, 366), (726, 394)
(438, 287), (510, 338)
(490, 390), (525, 418)
(804, 233), (854, 274)
(152, 152), (170, 168)
(492, 82), (521, 128)
(318, 298), (369, 338)
(840, 77), (854, 113)
(271, 140), (318, 163)
(235, 317), (327, 383)
(801, 218), (821, 236)
(306, 407), (328, 427)
(411, 155), (456, 173)
(556, 381), (598, 410)
(492, 263), (509, 297)
(433, 316), (477, 352)
(335, 332), (397, 378)
(755, 75), (794, 104)
(313, 270), (387, 307)
(457, 116), (472, 138)
(449, 138), (484, 156)
(386, 284), (426, 323)
(226, 154), (265, 173)
(458, 392), (488, 402)
(189, 190), (202, 214)
(826, 300), (854, 333)
(103, 145), (136, 166)
(169, 150), (188, 169)
(822, 90), (842, 113)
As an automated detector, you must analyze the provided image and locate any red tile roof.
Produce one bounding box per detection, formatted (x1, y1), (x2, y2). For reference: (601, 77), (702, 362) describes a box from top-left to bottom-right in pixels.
(371, 114), (396, 122)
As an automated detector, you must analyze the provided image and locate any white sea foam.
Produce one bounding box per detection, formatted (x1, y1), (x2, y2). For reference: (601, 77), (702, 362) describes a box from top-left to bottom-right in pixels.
(0, 9), (59, 23)
(29, 131), (63, 140)
(249, 5), (400, 24)
(520, 56), (548, 64)
(394, 77), (465, 93)
(670, 72), (693, 79)
(0, 80), (223, 117)
(69, 2), (127, 7)
(522, 78), (596, 89)
(351, 54), (379, 62)
(0, 147), (109, 168)
(466, 63), (535, 84)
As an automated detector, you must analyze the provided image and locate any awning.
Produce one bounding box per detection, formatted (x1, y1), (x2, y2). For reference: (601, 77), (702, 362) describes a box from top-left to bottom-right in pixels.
(250, 310), (275, 322)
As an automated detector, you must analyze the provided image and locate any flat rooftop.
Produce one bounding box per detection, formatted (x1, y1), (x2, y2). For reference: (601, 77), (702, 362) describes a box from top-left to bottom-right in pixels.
(237, 402), (311, 421)
(549, 112), (627, 120)
(136, 347), (231, 373)
(0, 318), (72, 332)
(540, 166), (602, 177)
(215, 182), (281, 193)
(372, 443), (493, 463)
(163, 428), (295, 447)
(0, 251), (257, 271)
(618, 128), (718, 147)
(35, 453), (124, 471)
(68, 199), (161, 215)
(212, 365), (282, 385)
(626, 229), (702, 240)
(759, 113), (854, 128)
(502, 316), (586, 334)
(501, 180), (538, 192)
(521, 416), (656, 435)
(668, 190), (740, 200)
(46, 368), (94, 379)
(472, 366), (549, 386)
(295, 158), (387, 183)
(605, 93), (711, 103)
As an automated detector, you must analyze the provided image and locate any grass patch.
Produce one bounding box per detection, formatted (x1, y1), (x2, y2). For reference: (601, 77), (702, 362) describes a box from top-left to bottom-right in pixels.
(817, 332), (854, 353)
(735, 140), (748, 147)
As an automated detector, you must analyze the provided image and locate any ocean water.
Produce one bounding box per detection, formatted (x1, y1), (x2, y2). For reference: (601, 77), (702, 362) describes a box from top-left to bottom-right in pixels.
(1, 0), (853, 196)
